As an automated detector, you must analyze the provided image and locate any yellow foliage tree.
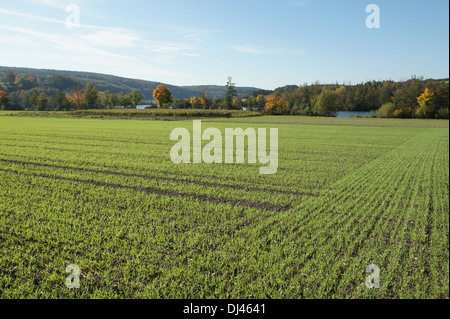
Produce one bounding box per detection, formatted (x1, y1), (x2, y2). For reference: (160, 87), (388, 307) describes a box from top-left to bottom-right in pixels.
(416, 88), (437, 118)
(199, 94), (210, 109)
(417, 88), (434, 107)
(189, 96), (200, 109)
(232, 97), (242, 110)
(265, 92), (286, 115)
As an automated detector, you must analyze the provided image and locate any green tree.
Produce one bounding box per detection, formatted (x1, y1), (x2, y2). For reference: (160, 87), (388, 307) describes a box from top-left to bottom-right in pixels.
(130, 89), (145, 109)
(175, 98), (187, 109)
(282, 87), (297, 112)
(434, 85), (449, 118)
(210, 98), (222, 109)
(335, 86), (347, 110)
(309, 81), (323, 101)
(255, 95), (266, 111)
(392, 77), (424, 117)
(316, 86), (339, 116)
(245, 95), (256, 112)
(296, 85), (311, 109)
(97, 91), (110, 109)
(377, 102), (397, 118)
(108, 93), (119, 109)
(3, 70), (17, 85)
(364, 82), (380, 111)
(55, 91), (69, 111)
(30, 92), (48, 111)
(286, 84), (313, 115)
(349, 84), (366, 111)
(29, 93), (39, 110)
(38, 93), (49, 111)
(379, 81), (396, 105)
(48, 75), (81, 91)
(14, 75), (36, 90)
(223, 77), (237, 109)
(119, 93), (131, 108)
(84, 82), (98, 109)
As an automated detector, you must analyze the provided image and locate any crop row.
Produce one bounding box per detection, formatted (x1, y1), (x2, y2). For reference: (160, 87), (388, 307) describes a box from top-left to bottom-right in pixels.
(0, 117), (447, 298)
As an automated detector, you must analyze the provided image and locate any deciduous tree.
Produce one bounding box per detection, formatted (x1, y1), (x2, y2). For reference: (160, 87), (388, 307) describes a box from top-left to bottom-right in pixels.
(416, 88), (436, 118)
(108, 93), (119, 109)
(232, 97), (242, 110)
(379, 81), (396, 105)
(316, 86), (339, 116)
(130, 89), (144, 109)
(417, 88), (434, 107)
(199, 92), (210, 109)
(265, 91), (286, 115)
(210, 98), (222, 109)
(3, 70), (17, 84)
(392, 77), (424, 117)
(67, 90), (86, 109)
(55, 91), (69, 111)
(48, 75), (81, 91)
(29, 92), (49, 111)
(189, 96), (200, 109)
(84, 82), (98, 109)
(153, 84), (173, 108)
(29, 93), (39, 110)
(119, 92), (131, 108)
(175, 98), (187, 109)
(377, 102), (397, 118)
(37, 93), (48, 111)
(0, 90), (10, 110)
(255, 95), (266, 111)
(14, 75), (36, 90)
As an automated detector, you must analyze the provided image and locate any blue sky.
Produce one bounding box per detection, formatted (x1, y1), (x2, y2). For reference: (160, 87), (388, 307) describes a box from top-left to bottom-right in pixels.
(0, 0), (448, 89)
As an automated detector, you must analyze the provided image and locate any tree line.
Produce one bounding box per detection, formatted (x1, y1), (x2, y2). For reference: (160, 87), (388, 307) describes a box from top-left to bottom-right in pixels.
(162, 77), (449, 119)
(261, 77), (449, 119)
(0, 70), (448, 119)
(0, 71), (148, 111)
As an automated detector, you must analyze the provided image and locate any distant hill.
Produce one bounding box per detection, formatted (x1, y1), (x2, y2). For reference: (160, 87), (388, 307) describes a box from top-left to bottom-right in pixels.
(0, 66), (260, 99)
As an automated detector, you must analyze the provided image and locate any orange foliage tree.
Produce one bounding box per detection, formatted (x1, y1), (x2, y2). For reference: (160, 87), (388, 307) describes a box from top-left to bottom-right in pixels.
(265, 91), (286, 115)
(393, 108), (404, 118)
(153, 84), (173, 108)
(67, 90), (86, 110)
(0, 90), (10, 110)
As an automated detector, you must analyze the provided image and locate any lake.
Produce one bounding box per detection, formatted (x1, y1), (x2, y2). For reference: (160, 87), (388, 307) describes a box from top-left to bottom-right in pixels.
(336, 111), (372, 118)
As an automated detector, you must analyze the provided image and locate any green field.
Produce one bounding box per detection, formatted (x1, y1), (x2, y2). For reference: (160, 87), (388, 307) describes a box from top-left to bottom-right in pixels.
(0, 115), (448, 298)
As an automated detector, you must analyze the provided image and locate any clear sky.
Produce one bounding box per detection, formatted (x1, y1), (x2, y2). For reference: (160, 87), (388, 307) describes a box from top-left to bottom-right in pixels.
(0, 0), (448, 89)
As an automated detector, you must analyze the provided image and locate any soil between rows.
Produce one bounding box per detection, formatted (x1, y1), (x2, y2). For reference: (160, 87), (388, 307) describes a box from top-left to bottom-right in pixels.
(0, 167), (292, 212)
